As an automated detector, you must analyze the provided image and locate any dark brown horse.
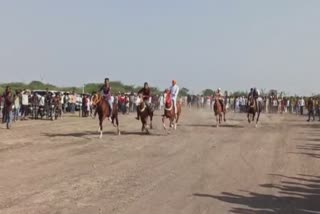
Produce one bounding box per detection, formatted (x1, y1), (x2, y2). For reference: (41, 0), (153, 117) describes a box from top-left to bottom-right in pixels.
(92, 94), (120, 138)
(247, 97), (262, 127)
(137, 96), (153, 134)
(162, 93), (182, 130)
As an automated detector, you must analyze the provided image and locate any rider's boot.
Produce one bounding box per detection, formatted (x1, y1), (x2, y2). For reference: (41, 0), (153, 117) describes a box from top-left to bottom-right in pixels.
(108, 110), (113, 121)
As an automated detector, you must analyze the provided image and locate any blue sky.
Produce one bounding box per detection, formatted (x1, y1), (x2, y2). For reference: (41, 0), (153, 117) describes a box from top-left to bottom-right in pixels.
(0, 0), (319, 95)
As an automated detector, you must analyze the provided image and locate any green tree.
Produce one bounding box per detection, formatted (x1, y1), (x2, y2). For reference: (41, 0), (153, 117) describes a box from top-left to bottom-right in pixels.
(202, 89), (214, 96)
(179, 87), (189, 97)
(231, 91), (247, 97)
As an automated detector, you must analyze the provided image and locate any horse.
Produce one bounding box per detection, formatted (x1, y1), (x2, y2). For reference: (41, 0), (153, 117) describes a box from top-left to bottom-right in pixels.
(213, 97), (226, 127)
(92, 93), (120, 138)
(137, 96), (153, 134)
(162, 93), (182, 131)
(247, 97), (262, 127)
(52, 95), (62, 120)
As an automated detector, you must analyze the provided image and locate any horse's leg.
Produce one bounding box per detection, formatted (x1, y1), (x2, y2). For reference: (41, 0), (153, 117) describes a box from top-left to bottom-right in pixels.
(162, 116), (167, 130)
(256, 111), (261, 128)
(176, 112), (180, 125)
(223, 110), (226, 122)
(172, 117), (177, 130)
(248, 113), (251, 123)
(115, 116), (120, 135)
(149, 113), (153, 129)
(99, 119), (103, 139)
(216, 114), (219, 127)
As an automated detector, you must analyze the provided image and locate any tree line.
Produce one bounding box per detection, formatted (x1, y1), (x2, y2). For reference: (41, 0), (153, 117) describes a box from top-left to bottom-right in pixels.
(0, 80), (249, 97)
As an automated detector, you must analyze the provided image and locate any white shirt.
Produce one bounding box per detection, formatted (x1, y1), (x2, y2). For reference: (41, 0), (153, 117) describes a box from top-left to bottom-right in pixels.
(22, 94), (29, 105)
(39, 96), (45, 106)
(135, 96), (141, 105)
(170, 85), (179, 100)
(159, 96), (164, 105)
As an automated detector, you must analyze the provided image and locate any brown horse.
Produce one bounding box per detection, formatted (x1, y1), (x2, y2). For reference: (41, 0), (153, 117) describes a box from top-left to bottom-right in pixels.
(137, 97), (153, 134)
(52, 95), (62, 120)
(214, 97), (223, 127)
(92, 94), (120, 138)
(162, 93), (181, 131)
(247, 97), (262, 127)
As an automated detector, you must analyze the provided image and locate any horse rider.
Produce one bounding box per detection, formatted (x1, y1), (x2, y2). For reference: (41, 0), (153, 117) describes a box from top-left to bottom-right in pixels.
(214, 88), (225, 111)
(99, 78), (113, 121)
(170, 80), (180, 118)
(248, 87), (260, 108)
(136, 82), (151, 120)
(247, 88), (254, 100)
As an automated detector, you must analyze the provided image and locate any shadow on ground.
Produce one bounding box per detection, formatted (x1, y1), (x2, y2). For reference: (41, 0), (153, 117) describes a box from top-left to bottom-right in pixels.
(193, 174), (320, 213)
(183, 124), (244, 128)
(42, 130), (164, 138)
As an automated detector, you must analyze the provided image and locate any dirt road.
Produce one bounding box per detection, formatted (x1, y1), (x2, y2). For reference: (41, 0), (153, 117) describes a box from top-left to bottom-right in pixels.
(0, 110), (319, 214)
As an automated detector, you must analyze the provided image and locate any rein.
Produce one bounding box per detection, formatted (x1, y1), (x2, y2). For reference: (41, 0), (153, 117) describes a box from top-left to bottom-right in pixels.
(140, 105), (146, 112)
(165, 105), (173, 111)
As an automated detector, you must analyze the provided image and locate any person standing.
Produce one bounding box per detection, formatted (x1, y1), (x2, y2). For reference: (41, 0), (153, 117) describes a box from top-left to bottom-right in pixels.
(299, 97), (305, 116)
(13, 90), (21, 122)
(2, 86), (10, 123)
(159, 94), (164, 111)
(169, 80), (180, 118)
(187, 95), (192, 109)
(129, 92), (135, 113)
(307, 97), (315, 122)
(21, 90), (29, 120)
(4, 87), (14, 129)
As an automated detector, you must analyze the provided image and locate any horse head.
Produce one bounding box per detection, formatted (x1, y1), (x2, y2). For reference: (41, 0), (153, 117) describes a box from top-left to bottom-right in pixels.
(165, 93), (172, 108)
(91, 93), (102, 108)
(248, 97), (256, 109)
(139, 101), (147, 112)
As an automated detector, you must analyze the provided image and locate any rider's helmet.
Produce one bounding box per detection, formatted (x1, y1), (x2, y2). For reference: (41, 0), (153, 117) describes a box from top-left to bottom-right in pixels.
(144, 82), (148, 87)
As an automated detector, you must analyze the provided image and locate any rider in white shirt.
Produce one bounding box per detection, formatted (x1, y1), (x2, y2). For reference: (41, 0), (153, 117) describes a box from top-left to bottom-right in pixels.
(169, 80), (179, 117)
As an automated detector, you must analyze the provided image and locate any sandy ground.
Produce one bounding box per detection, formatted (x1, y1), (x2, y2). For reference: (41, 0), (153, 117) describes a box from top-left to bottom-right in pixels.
(0, 109), (320, 214)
